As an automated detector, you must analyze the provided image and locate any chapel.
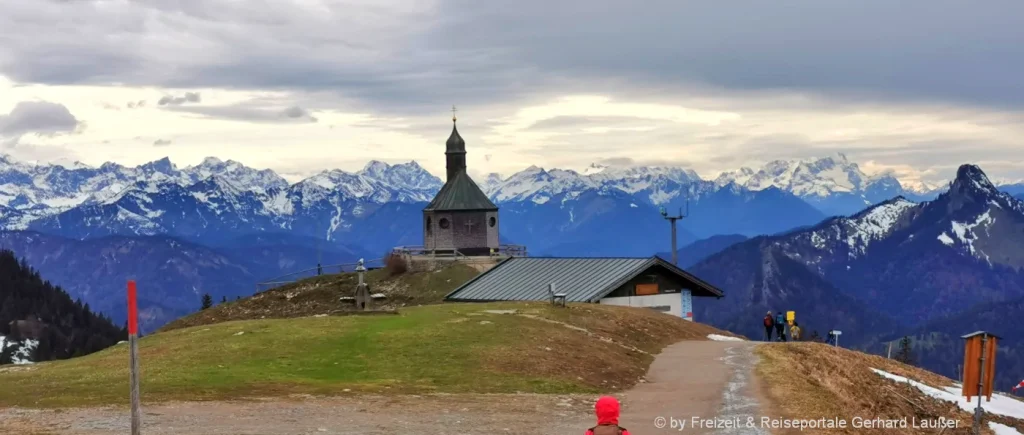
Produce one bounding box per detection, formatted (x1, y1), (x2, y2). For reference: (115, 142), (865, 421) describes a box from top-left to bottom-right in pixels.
(422, 113), (499, 256)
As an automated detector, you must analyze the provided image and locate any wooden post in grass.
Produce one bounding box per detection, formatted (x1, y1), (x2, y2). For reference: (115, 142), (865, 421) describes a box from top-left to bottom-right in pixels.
(127, 280), (142, 435)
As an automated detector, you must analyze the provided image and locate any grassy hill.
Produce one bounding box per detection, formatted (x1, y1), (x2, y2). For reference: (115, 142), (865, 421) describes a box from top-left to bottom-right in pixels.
(758, 342), (1024, 434)
(0, 301), (740, 408)
(160, 262), (482, 332)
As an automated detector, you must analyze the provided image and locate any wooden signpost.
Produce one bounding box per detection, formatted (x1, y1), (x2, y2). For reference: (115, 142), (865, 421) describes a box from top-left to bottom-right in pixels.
(961, 331), (999, 435)
(127, 280), (142, 435)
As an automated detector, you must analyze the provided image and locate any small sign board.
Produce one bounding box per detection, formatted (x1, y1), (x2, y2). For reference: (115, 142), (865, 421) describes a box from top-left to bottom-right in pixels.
(830, 330), (842, 336)
(961, 331), (999, 402)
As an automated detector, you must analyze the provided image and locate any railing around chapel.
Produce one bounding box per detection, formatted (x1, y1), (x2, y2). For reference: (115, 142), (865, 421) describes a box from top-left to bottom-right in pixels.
(390, 244), (527, 258)
(254, 258), (384, 293)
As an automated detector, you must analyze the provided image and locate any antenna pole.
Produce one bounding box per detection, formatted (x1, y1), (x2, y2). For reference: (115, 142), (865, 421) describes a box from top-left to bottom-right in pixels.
(662, 204), (688, 266)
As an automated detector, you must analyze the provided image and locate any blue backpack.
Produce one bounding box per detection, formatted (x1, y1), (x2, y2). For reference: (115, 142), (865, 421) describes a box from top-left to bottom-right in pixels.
(775, 314), (785, 325)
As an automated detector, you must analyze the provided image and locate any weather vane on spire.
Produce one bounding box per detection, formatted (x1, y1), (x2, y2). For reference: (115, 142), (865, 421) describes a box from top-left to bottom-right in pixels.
(451, 105), (457, 122)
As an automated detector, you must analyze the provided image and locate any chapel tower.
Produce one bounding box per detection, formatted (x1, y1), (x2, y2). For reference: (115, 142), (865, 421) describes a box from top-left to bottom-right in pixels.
(422, 111), (499, 256)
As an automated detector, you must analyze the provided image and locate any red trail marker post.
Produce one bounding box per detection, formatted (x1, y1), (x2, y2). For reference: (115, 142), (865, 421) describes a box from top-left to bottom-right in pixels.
(127, 280), (142, 435)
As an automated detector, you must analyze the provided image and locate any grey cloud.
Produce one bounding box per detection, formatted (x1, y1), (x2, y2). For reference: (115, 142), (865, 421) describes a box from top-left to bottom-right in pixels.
(157, 92), (201, 106)
(165, 102), (318, 124)
(127, 100), (146, 109)
(527, 116), (668, 131)
(0, 142), (82, 163)
(1, 0), (1022, 114)
(153, 139), (172, 146)
(0, 101), (82, 139)
(598, 157), (635, 166)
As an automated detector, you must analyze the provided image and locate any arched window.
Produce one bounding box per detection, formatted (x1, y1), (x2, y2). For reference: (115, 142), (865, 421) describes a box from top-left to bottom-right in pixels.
(426, 217), (433, 235)
(489, 216), (496, 227)
(439, 218), (450, 229)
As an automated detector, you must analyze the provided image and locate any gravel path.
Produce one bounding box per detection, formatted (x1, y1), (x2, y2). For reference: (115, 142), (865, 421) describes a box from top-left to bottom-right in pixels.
(0, 341), (770, 435)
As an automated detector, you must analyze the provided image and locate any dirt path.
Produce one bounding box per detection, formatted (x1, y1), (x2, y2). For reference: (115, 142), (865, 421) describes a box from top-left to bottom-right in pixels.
(0, 341), (769, 435)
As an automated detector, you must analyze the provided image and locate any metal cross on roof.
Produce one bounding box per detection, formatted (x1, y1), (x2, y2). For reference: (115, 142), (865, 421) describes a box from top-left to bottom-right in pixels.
(451, 105), (457, 121)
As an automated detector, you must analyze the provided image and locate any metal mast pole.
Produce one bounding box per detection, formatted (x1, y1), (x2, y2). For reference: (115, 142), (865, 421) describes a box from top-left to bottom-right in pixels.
(670, 218), (678, 265)
(660, 203), (687, 266)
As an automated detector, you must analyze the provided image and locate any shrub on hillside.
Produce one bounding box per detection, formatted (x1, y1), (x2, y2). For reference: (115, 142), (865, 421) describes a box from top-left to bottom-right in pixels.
(384, 253), (408, 276)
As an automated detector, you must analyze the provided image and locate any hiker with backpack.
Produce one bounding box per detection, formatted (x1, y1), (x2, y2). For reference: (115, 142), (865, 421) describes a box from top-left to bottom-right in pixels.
(790, 321), (802, 341)
(584, 396), (630, 435)
(775, 311), (787, 342)
(762, 311), (774, 342)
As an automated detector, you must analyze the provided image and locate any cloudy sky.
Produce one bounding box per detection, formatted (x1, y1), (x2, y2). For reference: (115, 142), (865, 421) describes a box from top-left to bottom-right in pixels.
(1, 0), (1023, 187)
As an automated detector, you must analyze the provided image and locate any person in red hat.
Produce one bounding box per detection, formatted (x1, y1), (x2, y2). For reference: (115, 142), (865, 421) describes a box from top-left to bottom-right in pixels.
(584, 396), (630, 435)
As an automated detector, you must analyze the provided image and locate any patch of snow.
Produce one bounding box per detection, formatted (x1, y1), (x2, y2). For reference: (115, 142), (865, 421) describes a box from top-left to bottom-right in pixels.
(0, 336), (39, 365)
(629, 203), (638, 208)
(839, 198), (916, 257)
(871, 368), (1024, 420)
(707, 334), (744, 342)
(990, 422), (1023, 435)
(949, 210), (995, 260)
(938, 232), (955, 246)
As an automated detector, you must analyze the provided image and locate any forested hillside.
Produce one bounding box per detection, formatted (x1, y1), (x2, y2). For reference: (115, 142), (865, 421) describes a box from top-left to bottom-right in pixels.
(0, 250), (126, 364)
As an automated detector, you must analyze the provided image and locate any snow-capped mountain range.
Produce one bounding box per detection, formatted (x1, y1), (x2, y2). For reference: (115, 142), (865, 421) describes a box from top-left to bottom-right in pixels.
(0, 152), (924, 217)
(697, 163), (1024, 327)
(0, 152), (1010, 254)
(690, 163), (1024, 388)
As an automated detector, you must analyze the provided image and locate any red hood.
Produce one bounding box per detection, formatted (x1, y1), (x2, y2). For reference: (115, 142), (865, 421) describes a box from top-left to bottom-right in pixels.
(595, 396), (620, 425)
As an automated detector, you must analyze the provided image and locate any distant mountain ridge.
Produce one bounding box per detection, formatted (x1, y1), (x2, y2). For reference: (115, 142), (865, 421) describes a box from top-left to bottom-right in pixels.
(0, 231), (366, 330)
(656, 234), (749, 268)
(691, 163), (1024, 388)
(713, 153), (940, 216)
(0, 153), (833, 252)
(0, 152), (976, 236)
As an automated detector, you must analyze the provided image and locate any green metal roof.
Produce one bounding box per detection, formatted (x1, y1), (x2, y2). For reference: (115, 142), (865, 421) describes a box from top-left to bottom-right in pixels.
(424, 170), (498, 211)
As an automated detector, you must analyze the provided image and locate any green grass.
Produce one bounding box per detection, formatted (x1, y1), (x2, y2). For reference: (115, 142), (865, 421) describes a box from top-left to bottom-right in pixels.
(0, 301), (728, 408)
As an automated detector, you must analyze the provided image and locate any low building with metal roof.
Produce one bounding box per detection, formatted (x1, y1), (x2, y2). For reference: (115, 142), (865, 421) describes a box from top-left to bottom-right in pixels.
(444, 256), (723, 320)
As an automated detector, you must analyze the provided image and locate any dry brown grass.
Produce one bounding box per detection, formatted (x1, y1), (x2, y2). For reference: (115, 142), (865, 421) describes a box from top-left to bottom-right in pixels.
(159, 262), (480, 332)
(478, 303), (745, 393)
(756, 342), (1024, 435)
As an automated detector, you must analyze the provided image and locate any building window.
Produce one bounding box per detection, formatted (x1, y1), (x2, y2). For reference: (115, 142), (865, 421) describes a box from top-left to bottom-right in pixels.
(426, 217), (432, 235)
(635, 283), (658, 295)
(489, 217), (496, 227)
(439, 218), (450, 229)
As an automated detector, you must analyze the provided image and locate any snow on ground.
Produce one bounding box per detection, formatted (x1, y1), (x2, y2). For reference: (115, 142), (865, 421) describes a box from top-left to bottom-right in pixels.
(0, 336), (38, 365)
(707, 334), (745, 342)
(990, 422), (1023, 435)
(871, 368), (1024, 420)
